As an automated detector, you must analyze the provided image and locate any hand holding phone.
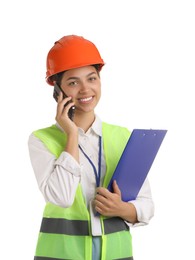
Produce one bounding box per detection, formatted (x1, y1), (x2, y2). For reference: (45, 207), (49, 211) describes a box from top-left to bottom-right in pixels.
(53, 83), (75, 120)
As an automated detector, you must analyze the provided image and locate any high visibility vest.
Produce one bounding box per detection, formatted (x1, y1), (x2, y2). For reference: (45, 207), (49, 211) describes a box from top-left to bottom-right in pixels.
(33, 122), (134, 260)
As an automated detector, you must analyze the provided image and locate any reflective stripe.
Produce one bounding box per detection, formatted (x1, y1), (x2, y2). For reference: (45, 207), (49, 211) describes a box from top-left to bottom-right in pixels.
(40, 218), (89, 236)
(104, 217), (129, 234)
(40, 217), (129, 236)
(34, 257), (134, 260)
(34, 257), (68, 260)
(115, 257), (134, 260)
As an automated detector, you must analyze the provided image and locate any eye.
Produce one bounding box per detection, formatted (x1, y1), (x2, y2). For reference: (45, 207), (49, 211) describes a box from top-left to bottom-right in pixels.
(89, 76), (97, 82)
(68, 81), (78, 86)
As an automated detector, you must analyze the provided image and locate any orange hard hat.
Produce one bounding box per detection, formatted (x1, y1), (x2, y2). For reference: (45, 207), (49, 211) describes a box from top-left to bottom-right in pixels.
(46, 35), (105, 85)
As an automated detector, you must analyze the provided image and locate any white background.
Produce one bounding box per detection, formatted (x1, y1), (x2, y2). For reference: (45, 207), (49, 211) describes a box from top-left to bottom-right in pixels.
(1, 0), (195, 259)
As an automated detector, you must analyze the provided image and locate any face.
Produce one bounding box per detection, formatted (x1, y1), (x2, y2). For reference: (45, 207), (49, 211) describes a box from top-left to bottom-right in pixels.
(60, 66), (101, 114)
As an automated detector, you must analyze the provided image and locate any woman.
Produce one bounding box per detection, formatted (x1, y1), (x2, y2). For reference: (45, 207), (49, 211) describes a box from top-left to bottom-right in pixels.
(28, 35), (154, 260)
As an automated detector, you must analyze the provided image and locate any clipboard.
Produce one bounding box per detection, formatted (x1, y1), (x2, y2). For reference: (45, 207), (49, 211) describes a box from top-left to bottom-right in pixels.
(107, 129), (167, 202)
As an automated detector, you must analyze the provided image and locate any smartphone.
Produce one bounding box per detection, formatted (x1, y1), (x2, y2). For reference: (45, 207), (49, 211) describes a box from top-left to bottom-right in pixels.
(53, 83), (75, 120)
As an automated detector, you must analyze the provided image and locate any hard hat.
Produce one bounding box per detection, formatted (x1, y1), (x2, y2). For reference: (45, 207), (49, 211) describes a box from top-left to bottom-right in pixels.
(46, 35), (105, 85)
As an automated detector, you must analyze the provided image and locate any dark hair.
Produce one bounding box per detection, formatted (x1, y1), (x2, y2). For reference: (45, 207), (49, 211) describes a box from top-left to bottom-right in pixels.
(50, 71), (64, 86)
(50, 64), (100, 86)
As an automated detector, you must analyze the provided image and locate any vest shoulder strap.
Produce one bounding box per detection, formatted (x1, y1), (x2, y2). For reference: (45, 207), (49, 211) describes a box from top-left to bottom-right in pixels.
(33, 124), (66, 158)
(102, 122), (131, 187)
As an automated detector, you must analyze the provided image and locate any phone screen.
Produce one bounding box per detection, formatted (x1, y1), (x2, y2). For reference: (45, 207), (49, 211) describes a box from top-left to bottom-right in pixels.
(53, 83), (75, 120)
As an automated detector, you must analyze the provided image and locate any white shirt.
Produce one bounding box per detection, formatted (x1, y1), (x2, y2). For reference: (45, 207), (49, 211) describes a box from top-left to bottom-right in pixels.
(28, 116), (154, 235)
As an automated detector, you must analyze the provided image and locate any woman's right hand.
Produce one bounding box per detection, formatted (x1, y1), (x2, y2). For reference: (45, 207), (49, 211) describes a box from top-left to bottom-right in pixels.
(55, 91), (77, 135)
(56, 91), (79, 161)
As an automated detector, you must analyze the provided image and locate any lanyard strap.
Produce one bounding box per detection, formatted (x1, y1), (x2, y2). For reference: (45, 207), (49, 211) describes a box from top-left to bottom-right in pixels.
(78, 136), (102, 187)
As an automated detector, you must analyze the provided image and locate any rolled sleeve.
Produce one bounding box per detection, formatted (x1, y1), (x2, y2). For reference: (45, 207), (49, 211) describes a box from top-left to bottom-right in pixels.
(128, 178), (155, 227)
(55, 151), (82, 178)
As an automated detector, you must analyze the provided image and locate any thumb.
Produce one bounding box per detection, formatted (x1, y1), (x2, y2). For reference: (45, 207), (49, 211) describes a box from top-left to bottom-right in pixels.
(112, 180), (121, 197)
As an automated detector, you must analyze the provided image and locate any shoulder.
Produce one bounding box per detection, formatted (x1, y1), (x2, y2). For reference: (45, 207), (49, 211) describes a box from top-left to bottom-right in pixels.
(33, 124), (59, 134)
(102, 121), (131, 137)
(32, 124), (67, 148)
(33, 124), (63, 139)
(31, 124), (67, 157)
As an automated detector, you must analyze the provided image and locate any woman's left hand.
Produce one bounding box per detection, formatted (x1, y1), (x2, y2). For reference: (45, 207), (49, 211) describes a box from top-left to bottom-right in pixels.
(94, 180), (123, 217)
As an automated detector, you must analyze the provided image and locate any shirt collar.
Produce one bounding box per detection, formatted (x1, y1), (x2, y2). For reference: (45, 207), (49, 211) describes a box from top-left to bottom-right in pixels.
(87, 115), (102, 137)
(55, 115), (102, 137)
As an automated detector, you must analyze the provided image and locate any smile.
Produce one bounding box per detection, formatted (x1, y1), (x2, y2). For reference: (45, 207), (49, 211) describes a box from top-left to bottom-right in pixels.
(79, 96), (93, 103)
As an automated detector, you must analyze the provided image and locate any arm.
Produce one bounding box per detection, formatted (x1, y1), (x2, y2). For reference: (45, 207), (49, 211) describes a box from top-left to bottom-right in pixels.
(28, 133), (81, 207)
(94, 178), (154, 225)
(129, 178), (155, 226)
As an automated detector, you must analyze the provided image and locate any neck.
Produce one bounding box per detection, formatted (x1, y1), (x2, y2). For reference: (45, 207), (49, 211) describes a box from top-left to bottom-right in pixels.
(74, 111), (96, 132)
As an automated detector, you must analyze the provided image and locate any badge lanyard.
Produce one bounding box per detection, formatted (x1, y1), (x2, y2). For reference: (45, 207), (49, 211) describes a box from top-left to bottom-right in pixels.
(78, 136), (102, 187)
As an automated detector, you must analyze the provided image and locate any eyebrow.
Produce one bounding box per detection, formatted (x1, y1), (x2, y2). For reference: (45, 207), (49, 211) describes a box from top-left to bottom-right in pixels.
(66, 72), (97, 81)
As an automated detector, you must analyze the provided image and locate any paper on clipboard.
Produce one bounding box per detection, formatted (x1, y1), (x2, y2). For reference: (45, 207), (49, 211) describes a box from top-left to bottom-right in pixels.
(107, 129), (167, 202)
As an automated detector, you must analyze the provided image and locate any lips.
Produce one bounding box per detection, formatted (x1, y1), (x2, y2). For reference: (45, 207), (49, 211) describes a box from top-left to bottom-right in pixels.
(79, 96), (93, 103)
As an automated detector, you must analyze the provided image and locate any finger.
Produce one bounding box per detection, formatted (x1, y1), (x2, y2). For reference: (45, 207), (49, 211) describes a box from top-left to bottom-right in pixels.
(60, 96), (72, 106)
(96, 187), (110, 198)
(94, 198), (112, 216)
(94, 198), (106, 213)
(112, 180), (121, 196)
(95, 193), (106, 203)
(56, 96), (72, 114)
(56, 91), (63, 103)
(95, 204), (105, 214)
(62, 102), (75, 117)
(56, 92), (64, 114)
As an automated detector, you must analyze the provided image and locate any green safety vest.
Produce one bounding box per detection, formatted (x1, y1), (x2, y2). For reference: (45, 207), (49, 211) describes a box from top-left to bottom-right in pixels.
(33, 122), (134, 260)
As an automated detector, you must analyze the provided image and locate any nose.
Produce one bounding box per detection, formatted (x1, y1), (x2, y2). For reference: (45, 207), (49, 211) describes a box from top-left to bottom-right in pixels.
(79, 81), (90, 93)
